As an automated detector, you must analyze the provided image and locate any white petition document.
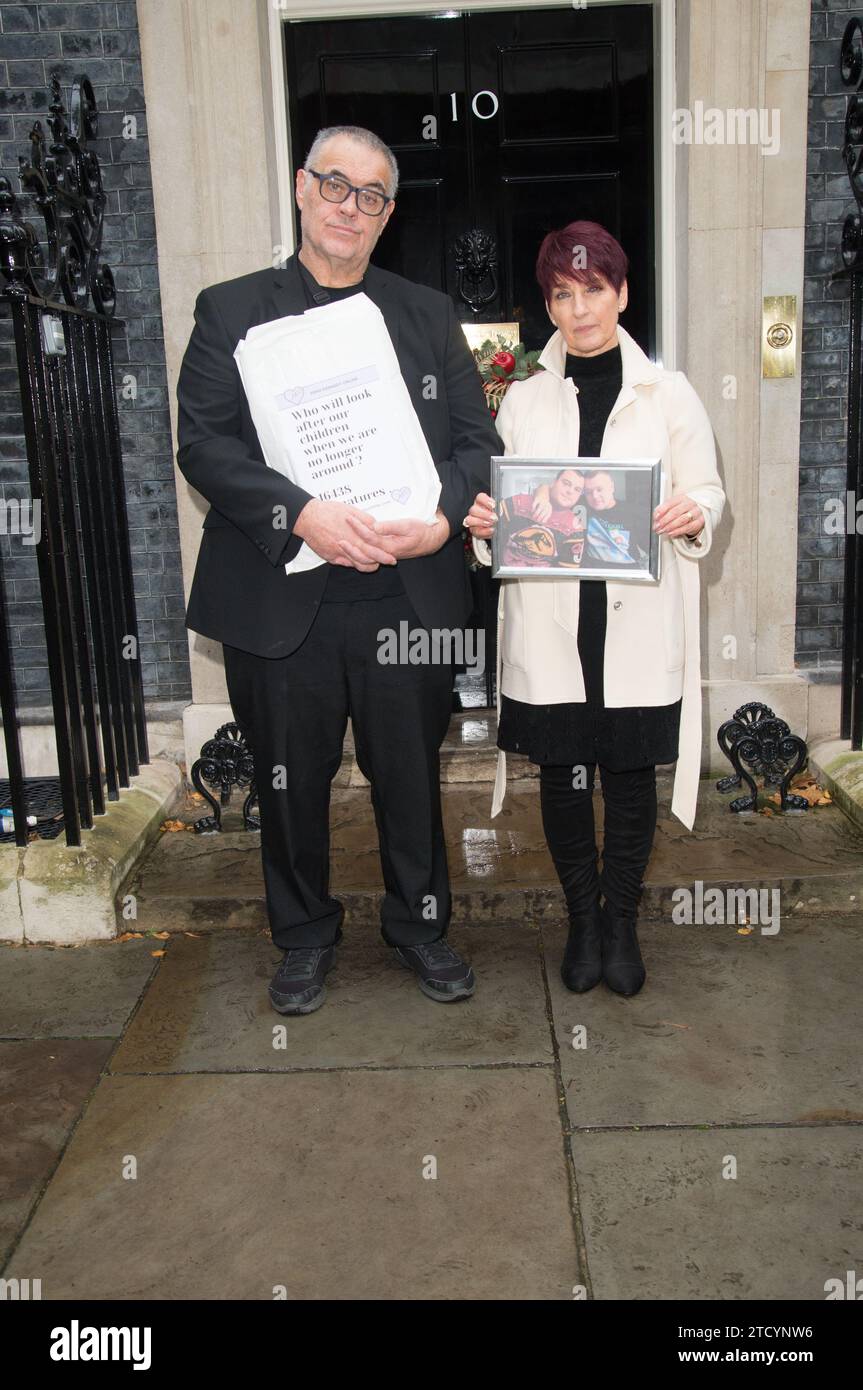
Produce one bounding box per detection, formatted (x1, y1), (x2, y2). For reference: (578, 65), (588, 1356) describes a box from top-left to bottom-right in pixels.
(233, 292), (442, 574)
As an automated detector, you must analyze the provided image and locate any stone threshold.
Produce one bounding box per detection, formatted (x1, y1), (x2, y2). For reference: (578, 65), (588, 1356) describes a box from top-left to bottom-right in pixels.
(809, 738), (863, 837)
(0, 760), (184, 945)
(121, 773), (863, 937)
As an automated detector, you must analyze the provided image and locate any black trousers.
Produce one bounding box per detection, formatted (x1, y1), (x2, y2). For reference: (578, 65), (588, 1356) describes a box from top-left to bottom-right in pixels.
(538, 762), (658, 919)
(222, 593), (455, 949)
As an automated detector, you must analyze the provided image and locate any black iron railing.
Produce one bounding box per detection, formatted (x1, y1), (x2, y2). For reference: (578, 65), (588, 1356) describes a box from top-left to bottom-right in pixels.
(0, 73), (148, 847)
(834, 19), (863, 748)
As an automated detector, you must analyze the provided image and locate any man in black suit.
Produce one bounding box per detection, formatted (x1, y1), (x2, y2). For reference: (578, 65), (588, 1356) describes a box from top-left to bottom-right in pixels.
(176, 125), (500, 1014)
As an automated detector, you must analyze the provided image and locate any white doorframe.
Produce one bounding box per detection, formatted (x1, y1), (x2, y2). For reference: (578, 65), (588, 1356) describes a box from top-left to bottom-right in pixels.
(261, 0), (678, 367)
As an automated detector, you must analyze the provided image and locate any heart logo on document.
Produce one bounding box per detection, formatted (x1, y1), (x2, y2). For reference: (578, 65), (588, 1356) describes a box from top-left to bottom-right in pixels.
(390, 487), (411, 505)
(283, 386), (304, 405)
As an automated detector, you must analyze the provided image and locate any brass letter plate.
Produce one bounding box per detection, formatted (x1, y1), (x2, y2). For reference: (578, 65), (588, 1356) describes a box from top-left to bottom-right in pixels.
(762, 295), (797, 378)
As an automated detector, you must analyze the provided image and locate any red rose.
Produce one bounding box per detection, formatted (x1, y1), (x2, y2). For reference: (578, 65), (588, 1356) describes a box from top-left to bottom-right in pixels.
(491, 350), (516, 374)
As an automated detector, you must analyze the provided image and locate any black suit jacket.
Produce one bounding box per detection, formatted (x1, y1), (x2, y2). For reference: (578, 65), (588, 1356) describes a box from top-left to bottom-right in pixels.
(175, 253), (502, 658)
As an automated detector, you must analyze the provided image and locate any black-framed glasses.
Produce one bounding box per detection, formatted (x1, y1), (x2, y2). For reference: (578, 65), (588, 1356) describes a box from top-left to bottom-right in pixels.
(306, 167), (391, 217)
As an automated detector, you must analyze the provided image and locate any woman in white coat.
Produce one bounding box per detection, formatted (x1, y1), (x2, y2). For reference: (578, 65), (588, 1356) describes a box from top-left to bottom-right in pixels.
(465, 221), (724, 997)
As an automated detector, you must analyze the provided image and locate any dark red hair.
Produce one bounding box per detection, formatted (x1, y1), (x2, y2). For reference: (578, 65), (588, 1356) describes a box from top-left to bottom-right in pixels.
(535, 221), (629, 303)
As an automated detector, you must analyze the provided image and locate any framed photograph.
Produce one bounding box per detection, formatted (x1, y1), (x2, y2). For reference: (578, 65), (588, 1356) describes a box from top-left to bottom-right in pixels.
(490, 456), (664, 582)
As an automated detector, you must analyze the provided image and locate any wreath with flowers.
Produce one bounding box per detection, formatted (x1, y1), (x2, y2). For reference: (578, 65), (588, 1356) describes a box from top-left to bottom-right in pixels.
(463, 335), (544, 567)
(472, 335), (544, 418)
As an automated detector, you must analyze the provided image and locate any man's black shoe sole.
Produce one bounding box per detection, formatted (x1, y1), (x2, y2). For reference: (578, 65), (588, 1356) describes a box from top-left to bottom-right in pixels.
(268, 945), (337, 1015)
(268, 985), (327, 1015)
(393, 948), (476, 1002)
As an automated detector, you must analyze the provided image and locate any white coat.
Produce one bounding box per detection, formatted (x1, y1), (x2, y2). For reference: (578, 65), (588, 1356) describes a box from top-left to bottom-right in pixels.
(473, 322), (725, 830)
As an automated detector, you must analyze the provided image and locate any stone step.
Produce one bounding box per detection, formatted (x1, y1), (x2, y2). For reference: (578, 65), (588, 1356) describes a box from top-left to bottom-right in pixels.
(122, 774), (863, 935)
(336, 710), (534, 787)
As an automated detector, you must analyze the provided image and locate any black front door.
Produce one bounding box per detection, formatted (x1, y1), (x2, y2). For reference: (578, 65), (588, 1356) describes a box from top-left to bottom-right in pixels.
(285, 4), (655, 351)
(284, 4), (656, 702)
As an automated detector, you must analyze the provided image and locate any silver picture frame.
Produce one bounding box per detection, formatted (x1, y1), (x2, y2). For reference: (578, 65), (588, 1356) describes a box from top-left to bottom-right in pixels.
(489, 456), (664, 582)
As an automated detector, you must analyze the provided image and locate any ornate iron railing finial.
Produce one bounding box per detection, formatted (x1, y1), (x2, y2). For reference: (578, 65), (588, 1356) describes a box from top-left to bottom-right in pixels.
(839, 18), (863, 271)
(0, 71), (115, 315)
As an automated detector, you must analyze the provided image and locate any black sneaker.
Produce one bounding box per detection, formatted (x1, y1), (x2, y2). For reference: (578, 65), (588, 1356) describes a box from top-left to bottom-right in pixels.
(268, 943), (337, 1014)
(393, 939), (475, 1002)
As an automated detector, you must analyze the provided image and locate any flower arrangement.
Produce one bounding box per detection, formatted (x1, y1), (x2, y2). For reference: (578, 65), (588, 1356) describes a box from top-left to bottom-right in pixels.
(472, 335), (544, 417)
(462, 335), (544, 568)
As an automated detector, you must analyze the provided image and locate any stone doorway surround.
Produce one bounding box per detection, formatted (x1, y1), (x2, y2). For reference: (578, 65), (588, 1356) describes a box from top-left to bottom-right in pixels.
(134, 0), (834, 779)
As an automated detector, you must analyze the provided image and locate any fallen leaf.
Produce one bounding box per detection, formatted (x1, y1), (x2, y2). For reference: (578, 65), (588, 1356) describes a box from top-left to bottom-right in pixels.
(184, 932), (201, 938)
(160, 819), (187, 832)
(116, 932), (144, 942)
(765, 780), (831, 808)
(153, 931), (170, 939)
(150, 949), (166, 958)
(658, 1020), (691, 1030)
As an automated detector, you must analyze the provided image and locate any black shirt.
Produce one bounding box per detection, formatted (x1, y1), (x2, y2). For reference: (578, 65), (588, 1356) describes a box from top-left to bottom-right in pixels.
(497, 339), (682, 769)
(295, 255), (405, 602)
(565, 343), (623, 704)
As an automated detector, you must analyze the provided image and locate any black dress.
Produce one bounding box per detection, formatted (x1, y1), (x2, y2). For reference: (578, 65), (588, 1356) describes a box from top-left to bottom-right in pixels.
(497, 341), (682, 770)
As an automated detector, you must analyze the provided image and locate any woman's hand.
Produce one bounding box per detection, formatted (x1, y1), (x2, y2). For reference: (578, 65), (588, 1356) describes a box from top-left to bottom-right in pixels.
(531, 485), (552, 524)
(653, 493), (705, 539)
(464, 491), (497, 540)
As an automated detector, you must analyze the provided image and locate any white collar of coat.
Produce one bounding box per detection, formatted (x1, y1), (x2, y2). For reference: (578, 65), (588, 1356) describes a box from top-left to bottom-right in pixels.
(537, 321), (663, 387)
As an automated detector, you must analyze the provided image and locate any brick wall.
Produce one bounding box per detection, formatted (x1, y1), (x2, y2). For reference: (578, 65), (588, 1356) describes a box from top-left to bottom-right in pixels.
(0, 0), (191, 709)
(800, 0), (860, 674)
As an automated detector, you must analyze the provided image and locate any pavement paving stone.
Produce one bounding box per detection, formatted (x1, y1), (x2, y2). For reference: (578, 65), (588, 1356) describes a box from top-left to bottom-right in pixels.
(109, 925), (554, 1073)
(0, 940), (159, 1039)
(3, 1069), (578, 1300)
(545, 915), (863, 1129)
(0, 1038), (114, 1265)
(571, 1126), (863, 1301)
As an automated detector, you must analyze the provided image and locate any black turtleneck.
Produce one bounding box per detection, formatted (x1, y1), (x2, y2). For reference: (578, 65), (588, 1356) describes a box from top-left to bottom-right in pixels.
(564, 341), (623, 454)
(565, 342), (622, 707)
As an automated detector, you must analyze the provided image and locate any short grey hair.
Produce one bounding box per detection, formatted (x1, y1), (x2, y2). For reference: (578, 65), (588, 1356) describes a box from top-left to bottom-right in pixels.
(304, 126), (399, 200)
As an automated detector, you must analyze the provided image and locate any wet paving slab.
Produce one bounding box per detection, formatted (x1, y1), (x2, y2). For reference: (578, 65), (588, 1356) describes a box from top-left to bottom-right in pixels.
(2, 1068), (578, 1300)
(0, 939), (159, 1039)
(108, 925), (554, 1073)
(571, 1126), (863, 1301)
(1, 914), (860, 1299)
(543, 915), (863, 1129)
(0, 1038), (114, 1265)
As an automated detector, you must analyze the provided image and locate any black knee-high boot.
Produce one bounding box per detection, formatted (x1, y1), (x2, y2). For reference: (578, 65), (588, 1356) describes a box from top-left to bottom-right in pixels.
(597, 764), (658, 995)
(539, 763), (602, 992)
